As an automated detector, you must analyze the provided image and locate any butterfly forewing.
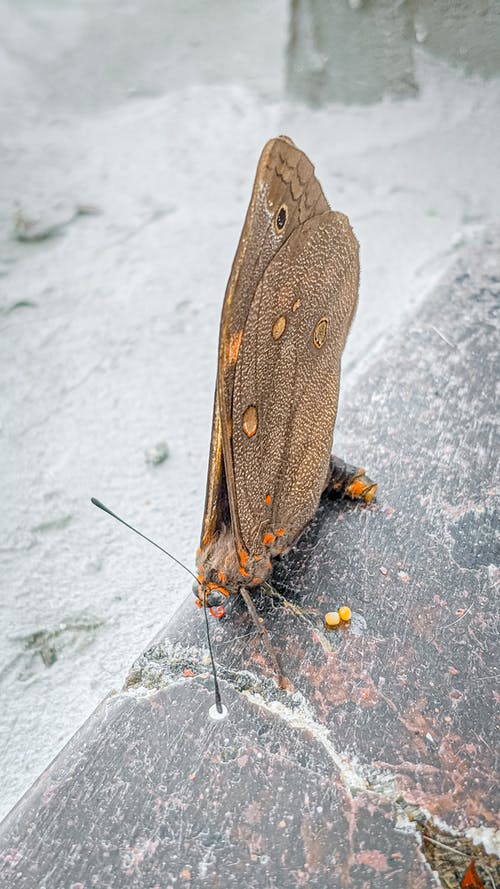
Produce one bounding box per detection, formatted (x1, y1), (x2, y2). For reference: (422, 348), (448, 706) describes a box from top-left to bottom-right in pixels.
(201, 137), (330, 552)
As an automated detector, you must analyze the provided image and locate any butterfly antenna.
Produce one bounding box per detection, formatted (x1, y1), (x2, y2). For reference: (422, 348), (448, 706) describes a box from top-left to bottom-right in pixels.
(202, 597), (225, 717)
(91, 498), (227, 719)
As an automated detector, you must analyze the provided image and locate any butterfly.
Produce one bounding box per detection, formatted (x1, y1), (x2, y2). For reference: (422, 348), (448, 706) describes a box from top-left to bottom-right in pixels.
(193, 136), (376, 680)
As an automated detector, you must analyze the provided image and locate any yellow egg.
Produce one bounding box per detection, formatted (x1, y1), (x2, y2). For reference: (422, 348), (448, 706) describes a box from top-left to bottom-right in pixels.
(339, 606), (351, 622)
(325, 611), (340, 628)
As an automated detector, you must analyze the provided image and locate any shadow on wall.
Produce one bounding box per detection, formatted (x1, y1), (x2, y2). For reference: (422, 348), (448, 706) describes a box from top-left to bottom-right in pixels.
(287, 0), (500, 104)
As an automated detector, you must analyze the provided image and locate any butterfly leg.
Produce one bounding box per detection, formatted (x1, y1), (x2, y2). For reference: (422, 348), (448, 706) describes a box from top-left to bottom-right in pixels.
(261, 583), (335, 655)
(262, 582), (315, 620)
(324, 455), (377, 503)
(240, 587), (286, 689)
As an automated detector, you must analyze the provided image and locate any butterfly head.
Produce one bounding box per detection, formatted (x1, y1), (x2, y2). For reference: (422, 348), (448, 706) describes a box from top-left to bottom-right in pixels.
(195, 527), (279, 619)
(192, 576), (230, 619)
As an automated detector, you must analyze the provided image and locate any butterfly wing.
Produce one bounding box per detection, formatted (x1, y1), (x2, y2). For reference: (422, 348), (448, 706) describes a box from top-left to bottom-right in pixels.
(200, 137), (330, 550)
(231, 210), (359, 554)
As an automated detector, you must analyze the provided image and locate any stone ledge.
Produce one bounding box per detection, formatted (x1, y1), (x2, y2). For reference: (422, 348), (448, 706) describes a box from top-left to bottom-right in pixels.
(1, 234), (498, 887)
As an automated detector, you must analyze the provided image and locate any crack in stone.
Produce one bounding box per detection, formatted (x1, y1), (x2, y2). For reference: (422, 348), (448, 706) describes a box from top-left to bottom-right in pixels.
(242, 686), (368, 794)
(245, 691), (500, 885)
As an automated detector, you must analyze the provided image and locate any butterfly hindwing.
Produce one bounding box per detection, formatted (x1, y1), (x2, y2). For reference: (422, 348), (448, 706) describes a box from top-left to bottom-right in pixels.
(231, 210), (359, 555)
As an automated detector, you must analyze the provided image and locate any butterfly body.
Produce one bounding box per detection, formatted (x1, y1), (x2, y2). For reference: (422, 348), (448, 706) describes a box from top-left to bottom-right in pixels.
(195, 137), (366, 611)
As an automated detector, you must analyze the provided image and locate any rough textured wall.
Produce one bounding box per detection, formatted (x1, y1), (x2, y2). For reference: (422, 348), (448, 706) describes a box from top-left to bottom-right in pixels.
(288, 0), (500, 104)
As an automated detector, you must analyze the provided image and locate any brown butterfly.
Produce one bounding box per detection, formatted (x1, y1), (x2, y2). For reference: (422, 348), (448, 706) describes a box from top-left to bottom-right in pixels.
(194, 136), (375, 680)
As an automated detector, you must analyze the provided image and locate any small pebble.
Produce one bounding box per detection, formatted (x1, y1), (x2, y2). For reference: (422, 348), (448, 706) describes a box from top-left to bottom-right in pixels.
(325, 611), (340, 628)
(144, 441), (169, 465)
(380, 566), (388, 576)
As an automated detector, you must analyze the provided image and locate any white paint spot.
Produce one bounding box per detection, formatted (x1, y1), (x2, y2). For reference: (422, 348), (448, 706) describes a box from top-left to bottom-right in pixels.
(209, 703), (228, 721)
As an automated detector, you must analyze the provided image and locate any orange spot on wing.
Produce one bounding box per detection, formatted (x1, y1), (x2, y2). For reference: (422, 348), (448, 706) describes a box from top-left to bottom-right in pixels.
(265, 494), (272, 505)
(239, 566), (250, 578)
(226, 329), (243, 365)
(242, 405), (258, 438)
(201, 530), (213, 548)
(275, 529), (286, 537)
(206, 582), (229, 597)
(217, 571), (226, 584)
(262, 533), (275, 546)
(196, 573), (204, 583)
(238, 548), (249, 567)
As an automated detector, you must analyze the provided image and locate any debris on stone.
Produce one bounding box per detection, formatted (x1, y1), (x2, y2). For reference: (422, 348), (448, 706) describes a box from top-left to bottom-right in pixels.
(144, 441), (169, 465)
(324, 611), (340, 628)
(13, 204), (100, 243)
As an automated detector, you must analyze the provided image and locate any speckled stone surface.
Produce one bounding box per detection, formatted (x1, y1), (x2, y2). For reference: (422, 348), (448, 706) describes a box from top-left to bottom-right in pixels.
(0, 235), (498, 887)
